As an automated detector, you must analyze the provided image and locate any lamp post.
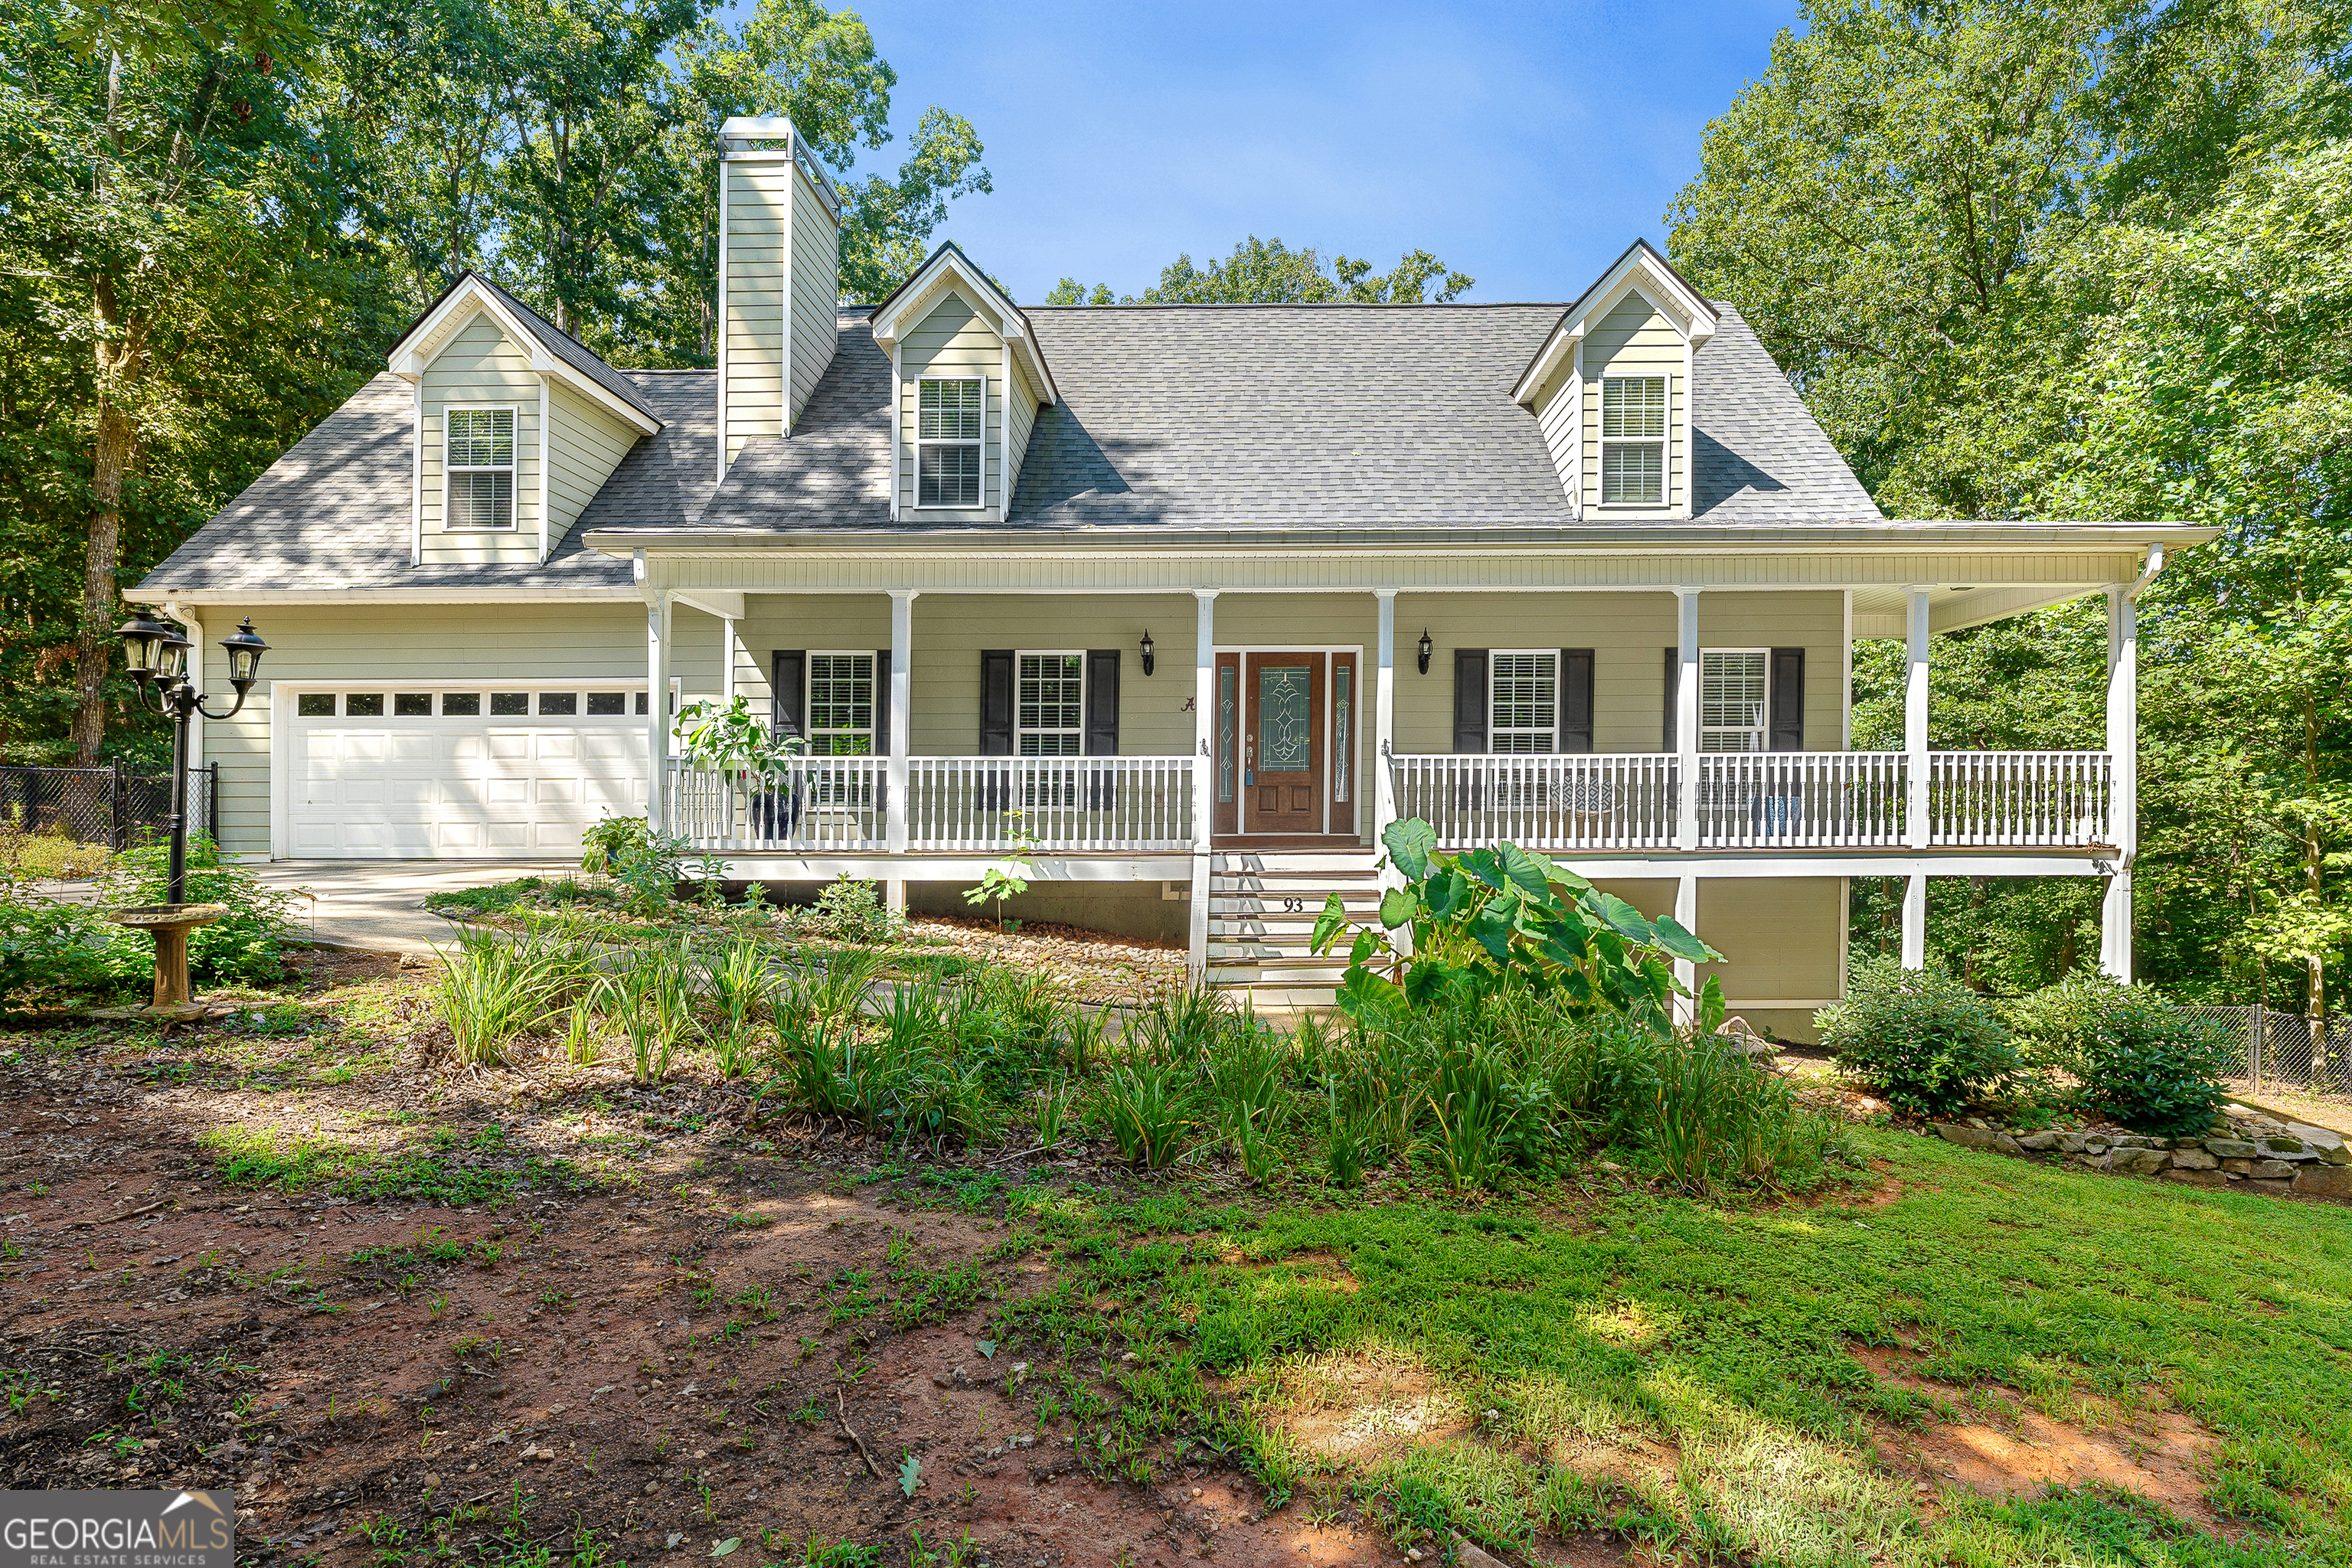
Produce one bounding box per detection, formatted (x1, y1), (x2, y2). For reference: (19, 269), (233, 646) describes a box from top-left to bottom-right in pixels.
(111, 614), (266, 1009)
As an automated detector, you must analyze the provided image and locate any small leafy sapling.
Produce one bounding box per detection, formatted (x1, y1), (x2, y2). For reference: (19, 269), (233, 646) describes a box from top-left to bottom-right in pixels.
(963, 810), (1039, 930)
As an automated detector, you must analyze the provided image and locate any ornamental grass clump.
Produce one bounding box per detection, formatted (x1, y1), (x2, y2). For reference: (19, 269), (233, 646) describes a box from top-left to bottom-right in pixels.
(436, 927), (583, 1067)
(1815, 957), (2017, 1116)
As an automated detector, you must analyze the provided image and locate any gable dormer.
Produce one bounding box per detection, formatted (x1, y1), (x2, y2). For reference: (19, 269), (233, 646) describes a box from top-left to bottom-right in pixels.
(867, 244), (1058, 523)
(389, 273), (661, 565)
(1514, 240), (1718, 521)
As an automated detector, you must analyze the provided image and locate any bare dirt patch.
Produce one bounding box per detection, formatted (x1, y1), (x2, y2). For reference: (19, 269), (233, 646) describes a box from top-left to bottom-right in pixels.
(1852, 1344), (2222, 1528)
(0, 967), (1417, 1568)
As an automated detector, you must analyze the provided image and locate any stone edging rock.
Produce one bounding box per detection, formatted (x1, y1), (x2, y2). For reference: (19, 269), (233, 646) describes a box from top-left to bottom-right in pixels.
(1931, 1112), (2352, 1200)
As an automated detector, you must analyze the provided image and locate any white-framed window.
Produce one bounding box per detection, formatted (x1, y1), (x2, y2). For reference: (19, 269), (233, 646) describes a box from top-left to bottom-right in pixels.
(1700, 648), (1769, 753)
(1600, 376), (1665, 505)
(916, 377), (983, 508)
(444, 407), (518, 530)
(1490, 651), (1559, 754)
(805, 652), (876, 756)
(1017, 652), (1084, 756)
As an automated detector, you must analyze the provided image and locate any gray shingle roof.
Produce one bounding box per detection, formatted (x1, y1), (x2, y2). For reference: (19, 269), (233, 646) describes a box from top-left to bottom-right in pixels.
(136, 370), (713, 595)
(680, 302), (1879, 534)
(1690, 306), (1880, 522)
(469, 275), (665, 427)
(141, 298), (1883, 595)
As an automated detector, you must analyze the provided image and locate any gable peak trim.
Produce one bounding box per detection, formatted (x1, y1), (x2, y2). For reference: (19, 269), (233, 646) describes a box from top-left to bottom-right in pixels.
(1511, 239), (1718, 407)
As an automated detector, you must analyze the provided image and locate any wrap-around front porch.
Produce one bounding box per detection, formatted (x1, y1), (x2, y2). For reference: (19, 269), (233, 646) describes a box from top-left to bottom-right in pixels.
(642, 580), (2145, 983)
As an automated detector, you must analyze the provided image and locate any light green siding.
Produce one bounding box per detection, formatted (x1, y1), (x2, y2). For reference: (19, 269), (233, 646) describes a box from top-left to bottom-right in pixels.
(724, 158), (792, 466)
(897, 293), (1003, 521)
(1530, 362), (1579, 504)
(1591, 877), (1844, 1022)
(789, 173), (839, 420)
(1580, 292), (1685, 518)
(419, 314), (539, 566)
(544, 382), (638, 538)
(1395, 591), (1842, 753)
(1004, 354), (1040, 508)
(193, 602), (720, 858)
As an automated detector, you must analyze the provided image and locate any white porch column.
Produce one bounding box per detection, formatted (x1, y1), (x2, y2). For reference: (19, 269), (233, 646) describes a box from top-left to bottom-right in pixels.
(645, 590), (671, 831)
(2101, 585), (2138, 981)
(720, 615), (736, 706)
(1374, 590), (1398, 851)
(1901, 871), (1928, 970)
(1905, 587), (1932, 851)
(1674, 589), (1699, 851)
(886, 590), (915, 910)
(1672, 874), (1698, 1028)
(1189, 590), (1218, 975)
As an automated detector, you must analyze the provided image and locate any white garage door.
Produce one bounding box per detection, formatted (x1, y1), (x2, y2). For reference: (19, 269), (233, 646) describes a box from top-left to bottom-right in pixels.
(289, 686), (651, 858)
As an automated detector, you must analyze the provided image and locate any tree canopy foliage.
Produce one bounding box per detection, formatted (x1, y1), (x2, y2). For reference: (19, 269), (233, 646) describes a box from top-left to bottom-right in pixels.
(3, 0), (985, 762)
(1670, 0), (2352, 1012)
(1046, 234), (1474, 305)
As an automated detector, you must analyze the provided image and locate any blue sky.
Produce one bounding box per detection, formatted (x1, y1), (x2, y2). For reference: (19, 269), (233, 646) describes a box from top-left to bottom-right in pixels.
(792, 0), (1804, 303)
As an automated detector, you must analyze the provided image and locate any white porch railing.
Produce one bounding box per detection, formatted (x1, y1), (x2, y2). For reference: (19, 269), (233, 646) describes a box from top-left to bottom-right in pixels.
(667, 756), (889, 852)
(1393, 753), (1680, 851)
(665, 756), (1195, 854)
(1388, 750), (2113, 853)
(1698, 752), (1909, 849)
(1928, 750), (2112, 848)
(665, 750), (2111, 857)
(909, 756), (1194, 852)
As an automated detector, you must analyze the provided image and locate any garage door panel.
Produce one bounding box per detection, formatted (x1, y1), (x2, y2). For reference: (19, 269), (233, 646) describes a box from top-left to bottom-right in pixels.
(291, 711), (645, 860)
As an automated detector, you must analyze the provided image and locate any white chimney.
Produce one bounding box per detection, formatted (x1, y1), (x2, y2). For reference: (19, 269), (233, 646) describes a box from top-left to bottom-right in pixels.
(716, 116), (842, 479)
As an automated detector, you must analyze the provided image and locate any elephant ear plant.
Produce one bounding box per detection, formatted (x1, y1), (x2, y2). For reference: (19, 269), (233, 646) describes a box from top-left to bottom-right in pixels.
(1313, 818), (1724, 1031)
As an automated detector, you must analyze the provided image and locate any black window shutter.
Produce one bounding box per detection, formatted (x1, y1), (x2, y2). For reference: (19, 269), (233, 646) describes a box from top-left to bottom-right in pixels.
(1770, 647), (1805, 751)
(872, 650), (891, 756)
(1452, 649), (1489, 753)
(978, 651), (1014, 756)
(1084, 649), (1120, 755)
(771, 651), (805, 739)
(1662, 648), (1679, 751)
(1561, 648), (1594, 753)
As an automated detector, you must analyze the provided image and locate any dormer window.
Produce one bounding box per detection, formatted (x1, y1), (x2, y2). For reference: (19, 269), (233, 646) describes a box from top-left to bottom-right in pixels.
(1600, 377), (1666, 505)
(446, 407), (516, 530)
(916, 377), (982, 507)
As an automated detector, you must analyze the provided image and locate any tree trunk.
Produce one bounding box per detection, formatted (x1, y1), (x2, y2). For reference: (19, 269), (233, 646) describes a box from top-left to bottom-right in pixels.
(74, 54), (130, 765)
(74, 384), (132, 763)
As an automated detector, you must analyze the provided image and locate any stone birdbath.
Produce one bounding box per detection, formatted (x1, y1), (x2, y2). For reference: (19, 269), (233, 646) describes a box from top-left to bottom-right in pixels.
(109, 903), (227, 1015)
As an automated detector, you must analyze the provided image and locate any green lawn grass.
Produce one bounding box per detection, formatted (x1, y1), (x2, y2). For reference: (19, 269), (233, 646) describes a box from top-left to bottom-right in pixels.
(975, 1129), (2352, 1566)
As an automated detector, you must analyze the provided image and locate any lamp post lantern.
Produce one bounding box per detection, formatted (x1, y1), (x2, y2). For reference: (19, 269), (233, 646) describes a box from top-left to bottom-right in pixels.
(113, 614), (266, 1008)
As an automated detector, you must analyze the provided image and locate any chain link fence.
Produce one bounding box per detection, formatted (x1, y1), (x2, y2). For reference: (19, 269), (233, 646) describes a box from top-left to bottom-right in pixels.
(2174, 1004), (2352, 1096)
(0, 763), (218, 851)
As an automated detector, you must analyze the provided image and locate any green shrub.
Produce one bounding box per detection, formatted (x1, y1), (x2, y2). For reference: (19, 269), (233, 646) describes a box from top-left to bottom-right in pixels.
(2004, 973), (2233, 1137)
(801, 875), (900, 943)
(1815, 958), (2017, 1116)
(0, 891), (131, 1008)
(97, 835), (299, 988)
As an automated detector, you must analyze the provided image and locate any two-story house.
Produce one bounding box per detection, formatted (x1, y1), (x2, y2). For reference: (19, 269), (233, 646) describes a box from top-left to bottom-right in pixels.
(132, 116), (2213, 1027)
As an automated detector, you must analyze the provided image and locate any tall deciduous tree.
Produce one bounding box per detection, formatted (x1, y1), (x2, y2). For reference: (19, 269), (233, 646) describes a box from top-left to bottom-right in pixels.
(10, 0), (383, 760)
(1671, 0), (2352, 1010)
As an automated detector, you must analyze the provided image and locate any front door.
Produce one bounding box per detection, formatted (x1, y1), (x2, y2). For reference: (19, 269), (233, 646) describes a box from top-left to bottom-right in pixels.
(1241, 652), (1324, 834)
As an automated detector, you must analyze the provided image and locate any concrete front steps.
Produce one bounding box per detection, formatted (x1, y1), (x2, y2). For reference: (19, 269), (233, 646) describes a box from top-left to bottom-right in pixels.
(1203, 851), (1382, 1008)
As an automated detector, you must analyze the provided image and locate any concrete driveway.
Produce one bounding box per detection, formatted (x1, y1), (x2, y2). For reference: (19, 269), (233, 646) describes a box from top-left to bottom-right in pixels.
(256, 860), (572, 955)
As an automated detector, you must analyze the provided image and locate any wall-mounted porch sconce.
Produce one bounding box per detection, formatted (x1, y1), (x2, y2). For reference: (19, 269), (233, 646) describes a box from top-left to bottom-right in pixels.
(1417, 629), (1432, 675)
(1140, 630), (1155, 677)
